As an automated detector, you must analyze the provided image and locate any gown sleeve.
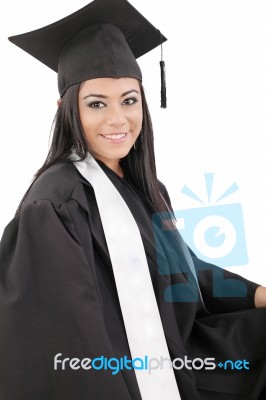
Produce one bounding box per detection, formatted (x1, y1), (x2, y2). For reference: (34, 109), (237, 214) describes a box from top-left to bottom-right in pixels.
(159, 181), (261, 314)
(0, 198), (135, 400)
(190, 250), (260, 313)
(0, 199), (85, 398)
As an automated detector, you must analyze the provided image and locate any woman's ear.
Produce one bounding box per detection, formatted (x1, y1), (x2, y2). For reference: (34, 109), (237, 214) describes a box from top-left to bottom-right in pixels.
(57, 99), (62, 107)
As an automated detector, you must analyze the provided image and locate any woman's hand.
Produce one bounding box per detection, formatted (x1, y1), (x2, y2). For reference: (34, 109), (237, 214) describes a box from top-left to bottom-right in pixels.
(255, 286), (266, 308)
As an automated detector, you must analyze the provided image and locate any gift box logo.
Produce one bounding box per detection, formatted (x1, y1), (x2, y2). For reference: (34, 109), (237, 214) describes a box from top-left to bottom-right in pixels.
(176, 173), (248, 268)
(152, 173), (249, 302)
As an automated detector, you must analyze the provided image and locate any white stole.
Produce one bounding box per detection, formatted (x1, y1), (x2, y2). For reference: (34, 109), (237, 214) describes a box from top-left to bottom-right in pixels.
(71, 152), (181, 400)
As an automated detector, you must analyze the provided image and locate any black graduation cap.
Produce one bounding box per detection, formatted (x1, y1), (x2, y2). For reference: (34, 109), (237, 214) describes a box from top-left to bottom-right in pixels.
(8, 0), (167, 107)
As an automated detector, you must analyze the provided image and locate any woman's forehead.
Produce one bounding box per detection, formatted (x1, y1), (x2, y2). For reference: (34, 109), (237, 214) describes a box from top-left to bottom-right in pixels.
(79, 77), (141, 96)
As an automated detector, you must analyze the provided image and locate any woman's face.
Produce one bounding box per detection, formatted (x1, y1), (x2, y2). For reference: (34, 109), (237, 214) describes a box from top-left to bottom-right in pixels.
(78, 77), (143, 168)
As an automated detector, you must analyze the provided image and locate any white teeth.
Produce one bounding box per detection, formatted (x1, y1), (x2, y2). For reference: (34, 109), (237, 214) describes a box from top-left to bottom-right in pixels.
(102, 133), (126, 139)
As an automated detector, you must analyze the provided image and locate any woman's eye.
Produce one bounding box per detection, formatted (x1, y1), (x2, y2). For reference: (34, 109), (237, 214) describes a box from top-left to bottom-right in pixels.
(123, 97), (138, 105)
(88, 101), (105, 108)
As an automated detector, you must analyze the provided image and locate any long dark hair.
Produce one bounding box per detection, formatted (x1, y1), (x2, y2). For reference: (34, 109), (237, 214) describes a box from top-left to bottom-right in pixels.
(16, 81), (176, 225)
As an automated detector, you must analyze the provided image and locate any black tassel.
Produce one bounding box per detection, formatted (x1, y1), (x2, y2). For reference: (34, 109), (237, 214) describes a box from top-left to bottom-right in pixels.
(159, 31), (167, 108)
(160, 60), (167, 108)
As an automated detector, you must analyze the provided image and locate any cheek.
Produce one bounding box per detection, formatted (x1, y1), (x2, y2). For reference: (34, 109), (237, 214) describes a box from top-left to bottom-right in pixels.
(137, 115), (143, 133)
(131, 106), (143, 131)
(79, 109), (98, 135)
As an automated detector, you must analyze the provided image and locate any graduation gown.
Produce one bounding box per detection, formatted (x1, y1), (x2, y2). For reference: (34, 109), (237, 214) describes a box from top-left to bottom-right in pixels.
(0, 160), (266, 400)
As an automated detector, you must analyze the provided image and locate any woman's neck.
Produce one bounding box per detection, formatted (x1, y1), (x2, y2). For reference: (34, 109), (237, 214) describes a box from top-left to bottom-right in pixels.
(96, 158), (124, 178)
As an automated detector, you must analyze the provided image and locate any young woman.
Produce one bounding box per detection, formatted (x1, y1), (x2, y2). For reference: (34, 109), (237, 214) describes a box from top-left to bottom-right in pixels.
(1, 0), (266, 399)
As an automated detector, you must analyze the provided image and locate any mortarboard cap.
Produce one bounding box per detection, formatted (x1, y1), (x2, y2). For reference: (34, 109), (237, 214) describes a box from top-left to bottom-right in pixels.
(8, 0), (167, 106)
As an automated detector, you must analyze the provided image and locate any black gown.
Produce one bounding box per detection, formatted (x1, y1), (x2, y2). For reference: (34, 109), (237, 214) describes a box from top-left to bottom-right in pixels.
(0, 160), (265, 400)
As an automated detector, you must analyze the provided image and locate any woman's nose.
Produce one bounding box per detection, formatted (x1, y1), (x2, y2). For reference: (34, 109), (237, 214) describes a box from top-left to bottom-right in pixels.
(106, 105), (127, 126)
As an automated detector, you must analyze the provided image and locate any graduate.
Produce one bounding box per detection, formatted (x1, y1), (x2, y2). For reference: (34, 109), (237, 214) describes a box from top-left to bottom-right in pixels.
(1, 0), (266, 399)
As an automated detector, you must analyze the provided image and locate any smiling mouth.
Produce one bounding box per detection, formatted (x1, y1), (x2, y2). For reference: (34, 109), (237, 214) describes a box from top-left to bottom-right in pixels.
(100, 133), (127, 140)
(100, 132), (127, 143)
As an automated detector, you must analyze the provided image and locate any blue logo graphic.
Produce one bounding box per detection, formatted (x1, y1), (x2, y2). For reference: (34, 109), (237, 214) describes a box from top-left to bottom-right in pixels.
(152, 173), (249, 302)
(175, 173), (248, 268)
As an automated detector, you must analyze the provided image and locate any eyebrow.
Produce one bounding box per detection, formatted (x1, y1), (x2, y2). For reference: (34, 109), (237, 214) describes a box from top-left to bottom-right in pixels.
(83, 89), (140, 100)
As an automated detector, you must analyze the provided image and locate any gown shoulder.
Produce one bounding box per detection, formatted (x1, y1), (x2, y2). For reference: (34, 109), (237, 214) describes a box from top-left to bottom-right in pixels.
(22, 161), (91, 208)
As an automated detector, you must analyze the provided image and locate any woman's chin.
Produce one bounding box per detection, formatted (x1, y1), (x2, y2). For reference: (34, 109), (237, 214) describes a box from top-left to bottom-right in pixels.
(106, 146), (133, 159)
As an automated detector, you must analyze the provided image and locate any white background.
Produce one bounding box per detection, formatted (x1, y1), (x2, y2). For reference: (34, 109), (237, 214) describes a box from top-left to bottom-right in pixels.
(0, 0), (265, 285)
